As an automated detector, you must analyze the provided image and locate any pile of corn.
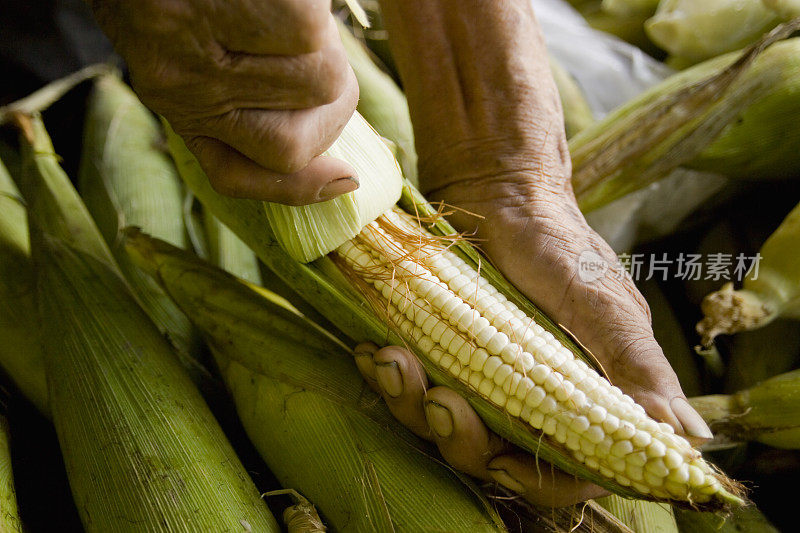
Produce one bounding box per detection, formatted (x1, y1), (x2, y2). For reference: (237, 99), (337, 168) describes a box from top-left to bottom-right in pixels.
(1, 2), (799, 532)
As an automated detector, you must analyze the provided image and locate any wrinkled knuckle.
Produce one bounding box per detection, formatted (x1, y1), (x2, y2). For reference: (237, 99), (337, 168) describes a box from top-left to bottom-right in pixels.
(288, 6), (331, 53)
(269, 125), (315, 174)
(312, 47), (351, 104)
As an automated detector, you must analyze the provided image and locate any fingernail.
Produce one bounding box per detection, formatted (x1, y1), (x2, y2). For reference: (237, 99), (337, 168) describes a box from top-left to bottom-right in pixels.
(374, 360), (403, 398)
(671, 397), (714, 442)
(424, 400), (454, 438)
(487, 468), (526, 494)
(318, 176), (359, 201)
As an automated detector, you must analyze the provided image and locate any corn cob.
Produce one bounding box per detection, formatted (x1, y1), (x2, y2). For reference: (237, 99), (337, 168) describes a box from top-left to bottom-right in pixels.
(0, 414), (22, 532)
(697, 198), (800, 346)
(166, 122), (744, 510)
(570, 25), (800, 212)
(124, 229), (508, 532)
(78, 74), (208, 380)
(0, 153), (48, 414)
(645, 0), (780, 64)
(691, 368), (800, 449)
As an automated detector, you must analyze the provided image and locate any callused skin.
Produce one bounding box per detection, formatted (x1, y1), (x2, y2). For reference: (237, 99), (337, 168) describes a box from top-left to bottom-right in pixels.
(86, 0), (713, 507)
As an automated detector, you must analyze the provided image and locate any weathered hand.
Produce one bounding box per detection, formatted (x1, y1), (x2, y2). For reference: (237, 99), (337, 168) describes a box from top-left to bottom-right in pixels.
(354, 0), (713, 506)
(88, 0), (359, 204)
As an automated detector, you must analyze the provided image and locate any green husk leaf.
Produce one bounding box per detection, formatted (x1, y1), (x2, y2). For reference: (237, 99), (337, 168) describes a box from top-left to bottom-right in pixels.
(35, 232), (279, 532)
(571, 23), (800, 212)
(645, 0), (779, 63)
(0, 154), (48, 413)
(0, 415), (22, 532)
(595, 496), (678, 533)
(691, 368), (800, 448)
(203, 212), (262, 285)
(78, 73), (208, 380)
(0, 64), (112, 124)
(674, 505), (779, 533)
(549, 56), (596, 138)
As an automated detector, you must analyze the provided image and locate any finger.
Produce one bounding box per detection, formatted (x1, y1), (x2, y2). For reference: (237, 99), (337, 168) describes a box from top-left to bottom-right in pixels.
(353, 342), (380, 393)
(487, 454), (607, 507)
(186, 136), (358, 204)
(601, 329), (713, 445)
(422, 387), (511, 478)
(371, 346), (431, 439)
(194, 66), (358, 174)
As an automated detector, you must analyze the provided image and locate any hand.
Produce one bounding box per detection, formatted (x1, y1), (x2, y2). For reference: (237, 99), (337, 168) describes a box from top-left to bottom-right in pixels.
(88, 0), (359, 204)
(358, 0), (713, 506)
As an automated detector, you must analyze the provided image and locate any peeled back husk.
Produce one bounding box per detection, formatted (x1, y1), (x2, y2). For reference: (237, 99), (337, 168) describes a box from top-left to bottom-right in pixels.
(263, 111), (403, 263)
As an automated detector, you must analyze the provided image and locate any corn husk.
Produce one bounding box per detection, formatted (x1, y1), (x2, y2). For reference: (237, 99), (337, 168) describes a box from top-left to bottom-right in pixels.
(601, 0), (658, 16)
(124, 229), (508, 532)
(690, 368), (800, 448)
(570, 25), (800, 213)
(697, 199), (800, 345)
(165, 121), (743, 509)
(674, 506), (779, 533)
(724, 320), (800, 392)
(78, 74), (207, 377)
(645, 0), (780, 64)
(687, 39), (800, 180)
(15, 113), (117, 269)
(595, 496), (677, 533)
(203, 212), (262, 285)
(338, 21), (418, 185)
(0, 154), (48, 413)
(0, 415), (22, 532)
(263, 112), (403, 263)
(34, 231), (279, 532)
(763, 0), (800, 19)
